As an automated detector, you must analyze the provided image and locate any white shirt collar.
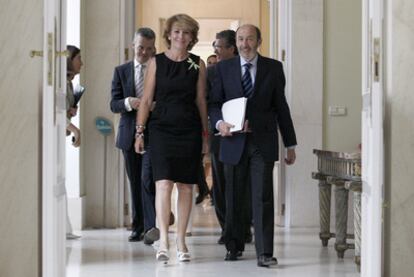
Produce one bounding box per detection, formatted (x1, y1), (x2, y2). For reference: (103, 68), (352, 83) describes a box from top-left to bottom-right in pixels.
(240, 54), (258, 68)
(134, 59), (148, 68)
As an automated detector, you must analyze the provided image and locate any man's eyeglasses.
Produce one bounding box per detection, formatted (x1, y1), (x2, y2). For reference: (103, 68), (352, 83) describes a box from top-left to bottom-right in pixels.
(213, 44), (228, 50)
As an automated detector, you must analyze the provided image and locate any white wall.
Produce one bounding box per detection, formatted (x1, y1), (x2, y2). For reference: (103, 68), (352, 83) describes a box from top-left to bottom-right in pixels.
(286, 0), (323, 227)
(136, 0), (261, 53)
(323, 0), (362, 152)
(81, 0), (124, 228)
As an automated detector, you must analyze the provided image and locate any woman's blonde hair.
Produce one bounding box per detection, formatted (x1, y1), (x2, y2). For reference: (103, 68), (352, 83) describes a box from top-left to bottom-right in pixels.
(163, 14), (199, 51)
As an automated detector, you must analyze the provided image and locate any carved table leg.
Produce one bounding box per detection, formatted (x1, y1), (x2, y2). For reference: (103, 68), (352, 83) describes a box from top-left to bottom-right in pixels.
(319, 179), (333, 247)
(353, 190), (361, 271)
(334, 182), (349, 258)
(345, 180), (362, 271)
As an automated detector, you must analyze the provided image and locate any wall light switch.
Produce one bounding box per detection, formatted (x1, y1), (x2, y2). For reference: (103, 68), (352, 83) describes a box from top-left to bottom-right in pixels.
(329, 106), (347, 116)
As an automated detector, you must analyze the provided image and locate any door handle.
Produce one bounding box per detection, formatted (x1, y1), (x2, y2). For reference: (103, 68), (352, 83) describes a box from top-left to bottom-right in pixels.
(56, 50), (69, 57)
(373, 38), (381, 82)
(29, 50), (43, 58)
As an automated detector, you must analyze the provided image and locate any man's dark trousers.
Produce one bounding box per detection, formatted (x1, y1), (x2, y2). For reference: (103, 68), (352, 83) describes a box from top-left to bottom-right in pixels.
(212, 148), (252, 237)
(141, 146), (156, 232)
(122, 149), (144, 234)
(224, 136), (274, 256)
(211, 147), (226, 230)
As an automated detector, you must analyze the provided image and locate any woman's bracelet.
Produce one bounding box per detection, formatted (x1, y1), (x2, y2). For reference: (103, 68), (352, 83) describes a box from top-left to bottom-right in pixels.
(135, 124), (145, 133)
(202, 130), (209, 137)
(135, 132), (144, 139)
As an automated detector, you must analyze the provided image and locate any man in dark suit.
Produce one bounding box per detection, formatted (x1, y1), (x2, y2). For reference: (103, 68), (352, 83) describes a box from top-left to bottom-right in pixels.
(110, 28), (159, 244)
(209, 24), (297, 267)
(207, 30), (252, 245)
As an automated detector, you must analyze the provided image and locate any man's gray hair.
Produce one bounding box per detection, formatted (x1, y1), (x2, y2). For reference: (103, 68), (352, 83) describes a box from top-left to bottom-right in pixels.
(134, 27), (156, 42)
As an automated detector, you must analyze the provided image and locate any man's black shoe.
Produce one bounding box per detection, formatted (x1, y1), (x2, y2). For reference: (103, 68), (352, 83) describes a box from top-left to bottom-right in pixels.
(128, 230), (144, 242)
(143, 227), (160, 245)
(257, 255), (278, 267)
(217, 236), (225, 245)
(224, 251), (242, 261)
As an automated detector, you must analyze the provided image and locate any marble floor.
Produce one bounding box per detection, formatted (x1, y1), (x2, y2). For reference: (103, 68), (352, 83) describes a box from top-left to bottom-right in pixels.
(67, 203), (360, 277)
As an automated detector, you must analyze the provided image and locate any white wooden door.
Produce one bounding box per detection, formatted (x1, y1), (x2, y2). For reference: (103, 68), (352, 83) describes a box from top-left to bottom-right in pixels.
(271, 0), (290, 226)
(361, 0), (384, 276)
(42, 0), (67, 276)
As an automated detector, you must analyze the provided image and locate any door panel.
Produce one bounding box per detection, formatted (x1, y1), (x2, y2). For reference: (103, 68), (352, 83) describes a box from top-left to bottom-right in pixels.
(274, 0), (287, 226)
(361, 0), (384, 276)
(0, 1), (43, 276)
(42, 0), (67, 276)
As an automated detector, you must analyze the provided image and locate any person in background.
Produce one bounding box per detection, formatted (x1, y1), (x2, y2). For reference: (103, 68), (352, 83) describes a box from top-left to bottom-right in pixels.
(66, 45), (82, 148)
(110, 28), (160, 245)
(65, 45), (83, 239)
(206, 54), (217, 66)
(134, 14), (209, 262)
(208, 24), (297, 267)
(207, 30), (252, 245)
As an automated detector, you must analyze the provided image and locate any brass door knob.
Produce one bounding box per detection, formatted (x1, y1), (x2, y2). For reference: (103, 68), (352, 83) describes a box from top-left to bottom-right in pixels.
(29, 50), (43, 58)
(56, 50), (70, 57)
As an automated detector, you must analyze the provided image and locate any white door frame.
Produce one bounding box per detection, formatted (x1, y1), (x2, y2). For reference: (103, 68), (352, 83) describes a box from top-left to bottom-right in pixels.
(117, 0), (136, 228)
(42, 0), (67, 276)
(270, 0), (292, 227)
(361, 0), (384, 276)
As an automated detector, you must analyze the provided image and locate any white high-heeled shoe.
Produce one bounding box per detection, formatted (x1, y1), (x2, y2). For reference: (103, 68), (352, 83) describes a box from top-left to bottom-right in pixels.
(177, 250), (190, 262)
(156, 249), (169, 261)
(176, 246), (191, 262)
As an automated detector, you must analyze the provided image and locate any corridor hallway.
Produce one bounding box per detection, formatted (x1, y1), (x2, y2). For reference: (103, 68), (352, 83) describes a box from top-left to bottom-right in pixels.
(66, 202), (359, 277)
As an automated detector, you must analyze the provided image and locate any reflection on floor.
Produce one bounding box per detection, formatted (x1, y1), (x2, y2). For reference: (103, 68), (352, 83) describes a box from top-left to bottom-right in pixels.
(67, 203), (359, 277)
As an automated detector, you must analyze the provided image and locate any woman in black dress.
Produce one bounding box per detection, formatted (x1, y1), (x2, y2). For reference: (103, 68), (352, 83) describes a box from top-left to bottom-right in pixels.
(134, 14), (208, 262)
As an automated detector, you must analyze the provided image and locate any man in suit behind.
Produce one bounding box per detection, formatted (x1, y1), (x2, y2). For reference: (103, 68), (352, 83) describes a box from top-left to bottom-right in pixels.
(110, 28), (159, 244)
(207, 30), (252, 245)
(208, 24), (297, 267)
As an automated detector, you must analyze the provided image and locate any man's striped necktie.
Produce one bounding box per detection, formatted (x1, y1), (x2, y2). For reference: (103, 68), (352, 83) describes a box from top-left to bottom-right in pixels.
(242, 63), (253, 98)
(135, 64), (145, 98)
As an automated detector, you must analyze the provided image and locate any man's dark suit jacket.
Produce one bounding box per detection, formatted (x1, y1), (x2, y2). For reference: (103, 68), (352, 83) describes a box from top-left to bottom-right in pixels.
(208, 55), (297, 165)
(206, 65), (220, 155)
(110, 61), (137, 150)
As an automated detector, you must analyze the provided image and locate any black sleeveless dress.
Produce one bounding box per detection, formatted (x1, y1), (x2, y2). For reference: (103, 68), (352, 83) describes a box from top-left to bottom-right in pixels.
(148, 52), (202, 184)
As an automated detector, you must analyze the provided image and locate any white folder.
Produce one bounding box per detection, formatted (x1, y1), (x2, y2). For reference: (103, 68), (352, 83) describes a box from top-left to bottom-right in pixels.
(221, 97), (247, 132)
